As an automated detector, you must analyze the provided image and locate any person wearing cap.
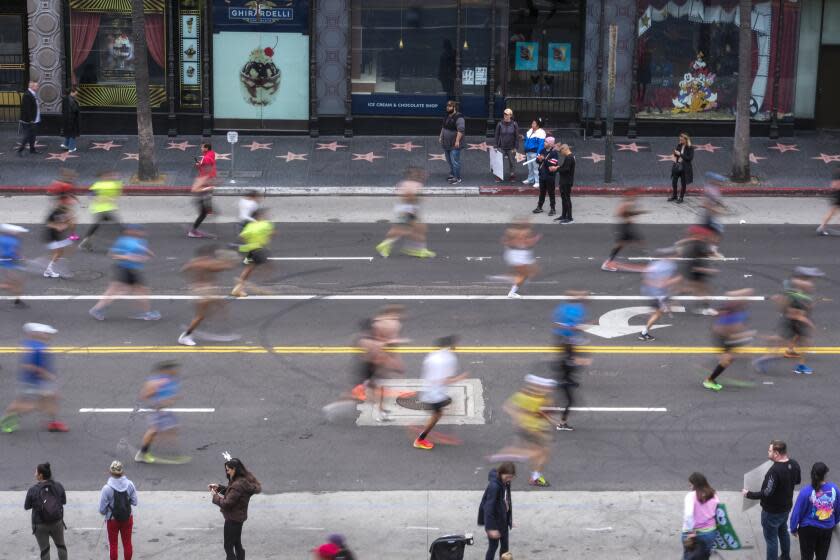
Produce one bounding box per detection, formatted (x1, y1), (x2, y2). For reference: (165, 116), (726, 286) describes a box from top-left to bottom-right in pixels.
(0, 323), (68, 433)
(0, 223), (29, 307)
(89, 224), (161, 321)
(494, 108), (520, 182)
(413, 335), (469, 451)
(79, 171), (123, 251)
(99, 460), (138, 560)
(817, 167), (840, 236)
(533, 136), (559, 216)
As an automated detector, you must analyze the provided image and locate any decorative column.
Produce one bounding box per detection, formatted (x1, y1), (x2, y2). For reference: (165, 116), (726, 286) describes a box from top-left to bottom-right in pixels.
(627, 0), (640, 138)
(201, 0), (212, 138)
(485, 0), (496, 138)
(455, 0), (462, 105)
(768, 0), (784, 139)
(592, 0), (605, 139)
(166, 0), (177, 136)
(344, 0), (355, 137)
(27, 0), (65, 115)
(309, 0), (318, 137)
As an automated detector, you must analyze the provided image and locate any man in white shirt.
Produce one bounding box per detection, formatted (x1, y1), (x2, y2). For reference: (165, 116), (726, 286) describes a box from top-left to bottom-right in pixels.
(413, 335), (468, 450)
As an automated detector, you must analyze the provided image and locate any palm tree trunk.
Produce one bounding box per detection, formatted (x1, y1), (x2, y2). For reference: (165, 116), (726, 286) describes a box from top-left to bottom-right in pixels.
(731, 0), (751, 182)
(131, 0), (159, 180)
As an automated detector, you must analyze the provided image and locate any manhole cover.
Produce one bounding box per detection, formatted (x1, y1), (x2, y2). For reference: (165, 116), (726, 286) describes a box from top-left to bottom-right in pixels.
(396, 392), (433, 411)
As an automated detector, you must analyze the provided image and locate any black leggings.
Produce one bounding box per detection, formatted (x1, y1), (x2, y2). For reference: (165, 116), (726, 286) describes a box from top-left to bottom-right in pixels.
(671, 172), (687, 199)
(224, 520), (245, 560)
(559, 183), (573, 220)
(798, 525), (832, 560)
(537, 177), (555, 209)
(555, 341), (576, 421)
(193, 196), (212, 230)
(84, 211), (119, 239)
(485, 529), (509, 560)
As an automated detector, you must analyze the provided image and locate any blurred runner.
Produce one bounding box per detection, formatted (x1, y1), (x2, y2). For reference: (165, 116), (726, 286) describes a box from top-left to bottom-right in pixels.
(602, 190), (646, 272)
(188, 143), (217, 239)
(135, 361), (190, 464)
(375, 167), (435, 259)
(0, 323), (69, 433)
(237, 190), (262, 234)
(89, 225), (161, 321)
(638, 257), (680, 341)
(502, 217), (541, 298)
(0, 224), (28, 308)
(79, 172), (122, 251)
(551, 292), (590, 431)
(753, 267), (823, 376)
(178, 245), (236, 346)
(677, 226), (719, 316)
(231, 208), (274, 298)
(702, 289), (755, 392)
(413, 335), (468, 450)
(369, 305), (407, 422)
(817, 168), (840, 235)
(42, 196), (76, 279)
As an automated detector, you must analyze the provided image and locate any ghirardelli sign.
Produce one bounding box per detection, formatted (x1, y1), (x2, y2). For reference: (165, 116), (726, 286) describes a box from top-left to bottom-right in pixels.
(227, 1), (294, 24)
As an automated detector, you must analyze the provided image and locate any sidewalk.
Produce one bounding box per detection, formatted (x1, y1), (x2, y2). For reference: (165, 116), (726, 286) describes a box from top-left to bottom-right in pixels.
(0, 130), (837, 195)
(0, 491), (768, 559)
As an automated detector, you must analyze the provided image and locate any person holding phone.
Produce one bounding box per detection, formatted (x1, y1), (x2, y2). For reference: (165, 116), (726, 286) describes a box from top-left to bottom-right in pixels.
(209, 458), (262, 560)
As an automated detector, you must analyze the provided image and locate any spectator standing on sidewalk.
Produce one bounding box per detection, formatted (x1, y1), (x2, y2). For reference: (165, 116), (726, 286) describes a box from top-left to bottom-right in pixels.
(532, 137), (559, 216)
(789, 462), (840, 560)
(439, 100), (464, 184)
(522, 119), (545, 186)
(24, 462), (68, 560)
(494, 109), (520, 182)
(743, 440), (802, 560)
(681, 472), (719, 559)
(668, 132), (694, 203)
(478, 462), (515, 560)
(554, 144), (576, 224)
(99, 460), (138, 560)
(17, 80), (40, 156)
(209, 457), (262, 560)
(60, 87), (80, 153)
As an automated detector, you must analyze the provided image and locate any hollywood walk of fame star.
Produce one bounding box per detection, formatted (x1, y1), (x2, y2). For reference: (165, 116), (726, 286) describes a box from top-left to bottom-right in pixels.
(390, 141), (422, 152)
(428, 153), (448, 161)
(749, 153), (766, 164)
(581, 152), (606, 163)
(657, 154), (676, 162)
(90, 140), (123, 151)
(316, 141), (347, 151)
(351, 152), (383, 162)
(768, 142), (799, 153)
(466, 142), (491, 152)
(242, 141), (273, 151)
(812, 153), (840, 164)
(122, 153), (139, 161)
(45, 151), (79, 162)
(166, 140), (197, 151)
(616, 142), (648, 152)
(277, 152), (308, 162)
(215, 153), (231, 161)
(693, 143), (722, 153)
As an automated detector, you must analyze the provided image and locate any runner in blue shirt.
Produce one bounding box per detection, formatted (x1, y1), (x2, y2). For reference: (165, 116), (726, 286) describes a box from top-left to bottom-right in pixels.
(0, 223), (29, 308)
(550, 291), (591, 432)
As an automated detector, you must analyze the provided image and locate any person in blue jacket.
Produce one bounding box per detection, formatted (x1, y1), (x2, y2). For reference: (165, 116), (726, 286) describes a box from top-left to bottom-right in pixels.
(790, 462), (840, 560)
(522, 119), (546, 186)
(478, 462), (515, 560)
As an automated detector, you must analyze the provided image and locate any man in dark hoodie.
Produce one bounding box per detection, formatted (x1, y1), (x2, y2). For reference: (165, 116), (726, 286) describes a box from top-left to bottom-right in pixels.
(478, 462), (515, 560)
(494, 109), (520, 182)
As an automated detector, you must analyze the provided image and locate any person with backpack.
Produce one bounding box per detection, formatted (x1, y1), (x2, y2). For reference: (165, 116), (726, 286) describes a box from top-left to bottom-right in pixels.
(24, 462), (68, 560)
(478, 462), (515, 560)
(99, 460), (138, 560)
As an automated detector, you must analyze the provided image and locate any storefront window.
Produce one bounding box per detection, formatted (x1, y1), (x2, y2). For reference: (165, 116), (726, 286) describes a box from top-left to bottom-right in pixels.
(69, 0), (166, 108)
(636, 0), (800, 120)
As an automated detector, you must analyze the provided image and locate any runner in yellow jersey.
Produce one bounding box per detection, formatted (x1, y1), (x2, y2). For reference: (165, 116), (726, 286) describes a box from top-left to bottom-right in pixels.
(231, 208), (274, 297)
(79, 172), (123, 251)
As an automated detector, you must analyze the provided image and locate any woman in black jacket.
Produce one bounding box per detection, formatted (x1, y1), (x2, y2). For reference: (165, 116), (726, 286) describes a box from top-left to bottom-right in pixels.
(61, 87), (80, 153)
(668, 132), (694, 203)
(477, 462), (515, 560)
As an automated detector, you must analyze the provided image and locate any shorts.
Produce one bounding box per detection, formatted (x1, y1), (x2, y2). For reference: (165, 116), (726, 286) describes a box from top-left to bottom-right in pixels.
(195, 195), (213, 214)
(649, 295), (670, 312)
(832, 190), (840, 207)
(714, 332), (751, 353)
(115, 266), (143, 286)
(396, 213), (417, 226)
(18, 380), (55, 399)
(780, 318), (809, 340)
(617, 223), (641, 243)
(517, 429), (551, 447)
(356, 360), (377, 384)
(246, 248), (268, 265)
(94, 211), (118, 223)
(504, 249), (535, 267)
(425, 396), (453, 412)
(148, 410), (178, 432)
(46, 238), (73, 251)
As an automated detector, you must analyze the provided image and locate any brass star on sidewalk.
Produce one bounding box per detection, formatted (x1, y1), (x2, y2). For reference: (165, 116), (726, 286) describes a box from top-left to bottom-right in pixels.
(276, 151), (308, 162)
(693, 143), (722, 153)
(166, 140), (197, 151)
(242, 141), (273, 151)
(616, 142), (648, 152)
(351, 152), (383, 162)
(215, 153), (231, 161)
(122, 153), (139, 161)
(316, 141), (348, 151)
(390, 141), (422, 152)
(90, 140), (123, 151)
(428, 153), (448, 161)
(45, 151), (79, 162)
(812, 153), (840, 164)
(749, 153), (766, 164)
(581, 152), (606, 163)
(466, 142), (490, 151)
(768, 142), (799, 153)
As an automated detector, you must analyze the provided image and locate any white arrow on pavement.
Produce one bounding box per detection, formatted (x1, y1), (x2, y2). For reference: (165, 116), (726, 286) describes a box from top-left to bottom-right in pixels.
(581, 305), (685, 339)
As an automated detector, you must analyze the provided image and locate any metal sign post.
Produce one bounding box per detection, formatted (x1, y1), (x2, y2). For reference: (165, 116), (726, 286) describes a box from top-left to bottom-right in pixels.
(605, 25), (617, 184)
(227, 130), (239, 184)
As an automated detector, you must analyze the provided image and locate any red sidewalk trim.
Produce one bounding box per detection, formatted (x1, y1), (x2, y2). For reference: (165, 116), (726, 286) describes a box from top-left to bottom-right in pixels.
(478, 185), (830, 197)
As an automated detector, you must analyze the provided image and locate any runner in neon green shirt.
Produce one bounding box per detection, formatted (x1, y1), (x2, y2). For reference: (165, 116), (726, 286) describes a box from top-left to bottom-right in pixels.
(79, 172), (123, 251)
(232, 209), (274, 297)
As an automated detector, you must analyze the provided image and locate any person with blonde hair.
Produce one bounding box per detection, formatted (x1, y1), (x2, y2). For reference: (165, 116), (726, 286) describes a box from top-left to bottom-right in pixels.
(669, 132), (694, 203)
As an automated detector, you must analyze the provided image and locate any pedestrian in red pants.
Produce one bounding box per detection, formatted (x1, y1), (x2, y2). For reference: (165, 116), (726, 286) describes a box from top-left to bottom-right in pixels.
(99, 461), (138, 560)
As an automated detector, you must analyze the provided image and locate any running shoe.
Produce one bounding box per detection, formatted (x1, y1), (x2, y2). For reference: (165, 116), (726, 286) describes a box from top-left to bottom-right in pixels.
(46, 421), (69, 433)
(638, 333), (655, 341)
(560, 219), (574, 224)
(703, 379), (723, 392)
(548, 209), (556, 217)
(133, 311), (161, 321)
(532, 207), (544, 214)
(699, 308), (719, 316)
(230, 286), (248, 298)
(601, 261), (618, 272)
(401, 247), (436, 258)
(507, 292), (522, 299)
(413, 438), (434, 450)
(783, 349), (801, 359)
(794, 364), (814, 375)
(375, 240), (392, 258)
(188, 229), (215, 239)
(522, 179), (532, 185)
(555, 423), (574, 432)
(374, 409), (391, 423)
(0, 414), (19, 433)
(178, 332), (196, 346)
(134, 451), (155, 463)
(43, 269), (59, 278)
(69, 234), (80, 241)
(817, 227), (829, 236)
(529, 476), (550, 487)
(88, 307), (105, 321)
(60, 144), (68, 150)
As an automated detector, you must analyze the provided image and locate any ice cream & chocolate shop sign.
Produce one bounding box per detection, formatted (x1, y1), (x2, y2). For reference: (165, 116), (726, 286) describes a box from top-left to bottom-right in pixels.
(214, 0), (309, 33)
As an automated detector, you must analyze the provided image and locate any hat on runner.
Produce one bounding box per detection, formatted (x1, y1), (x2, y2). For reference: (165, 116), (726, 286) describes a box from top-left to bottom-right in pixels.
(0, 224), (28, 234)
(524, 374), (556, 388)
(794, 266), (825, 278)
(23, 323), (57, 335)
(313, 543), (340, 559)
(327, 534), (346, 547)
(109, 461), (125, 475)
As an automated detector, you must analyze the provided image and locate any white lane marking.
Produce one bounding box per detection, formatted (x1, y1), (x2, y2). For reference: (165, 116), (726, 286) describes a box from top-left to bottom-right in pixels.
(2, 294), (768, 301)
(292, 526), (327, 531)
(542, 407), (668, 412)
(585, 527), (614, 532)
(405, 526), (441, 531)
(627, 256), (744, 261)
(79, 408), (215, 413)
(581, 306), (685, 339)
(466, 256), (494, 261)
(267, 257), (373, 261)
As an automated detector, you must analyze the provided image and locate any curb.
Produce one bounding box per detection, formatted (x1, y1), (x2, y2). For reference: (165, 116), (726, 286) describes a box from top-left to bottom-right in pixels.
(478, 185), (831, 197)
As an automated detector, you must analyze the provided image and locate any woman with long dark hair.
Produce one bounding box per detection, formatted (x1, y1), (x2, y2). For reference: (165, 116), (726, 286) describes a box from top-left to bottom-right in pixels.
(669, 132), (694, 203)
(681, 472), (719, 558)
(209, 458), (262, 560)
(790, 462), (840, 560)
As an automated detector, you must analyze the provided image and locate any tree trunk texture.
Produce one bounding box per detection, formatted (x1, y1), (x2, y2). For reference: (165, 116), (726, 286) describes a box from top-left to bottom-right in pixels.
(131, 0), (159, 181)
(731, 0), (751, 182)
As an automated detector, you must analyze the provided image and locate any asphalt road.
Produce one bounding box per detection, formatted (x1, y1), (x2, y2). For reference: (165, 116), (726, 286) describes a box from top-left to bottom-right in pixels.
(1, 223), (838, 495)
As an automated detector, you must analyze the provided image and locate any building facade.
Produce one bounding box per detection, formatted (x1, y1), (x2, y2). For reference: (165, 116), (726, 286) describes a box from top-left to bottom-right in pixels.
(0, 0), (838, 136)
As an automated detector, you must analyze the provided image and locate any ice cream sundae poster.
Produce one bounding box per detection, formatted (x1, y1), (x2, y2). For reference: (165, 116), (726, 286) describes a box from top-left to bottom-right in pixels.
(212, 32), (309, 120)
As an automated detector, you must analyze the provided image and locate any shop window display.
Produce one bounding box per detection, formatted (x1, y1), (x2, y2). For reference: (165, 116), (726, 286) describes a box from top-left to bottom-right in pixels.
(636, 0), (799, 120)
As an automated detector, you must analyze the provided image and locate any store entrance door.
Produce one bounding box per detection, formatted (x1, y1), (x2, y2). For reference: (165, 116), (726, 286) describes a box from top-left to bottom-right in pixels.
(816, 45), (840, 129)
(0, 9), (27, 123)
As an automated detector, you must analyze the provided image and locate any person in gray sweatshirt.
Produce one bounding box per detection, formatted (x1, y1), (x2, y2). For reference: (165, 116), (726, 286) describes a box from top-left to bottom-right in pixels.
(99, 461), (138, 560)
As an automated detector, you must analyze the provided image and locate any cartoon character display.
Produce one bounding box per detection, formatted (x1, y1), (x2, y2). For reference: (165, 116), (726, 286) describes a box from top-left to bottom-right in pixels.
(672, 52), (718, 114)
